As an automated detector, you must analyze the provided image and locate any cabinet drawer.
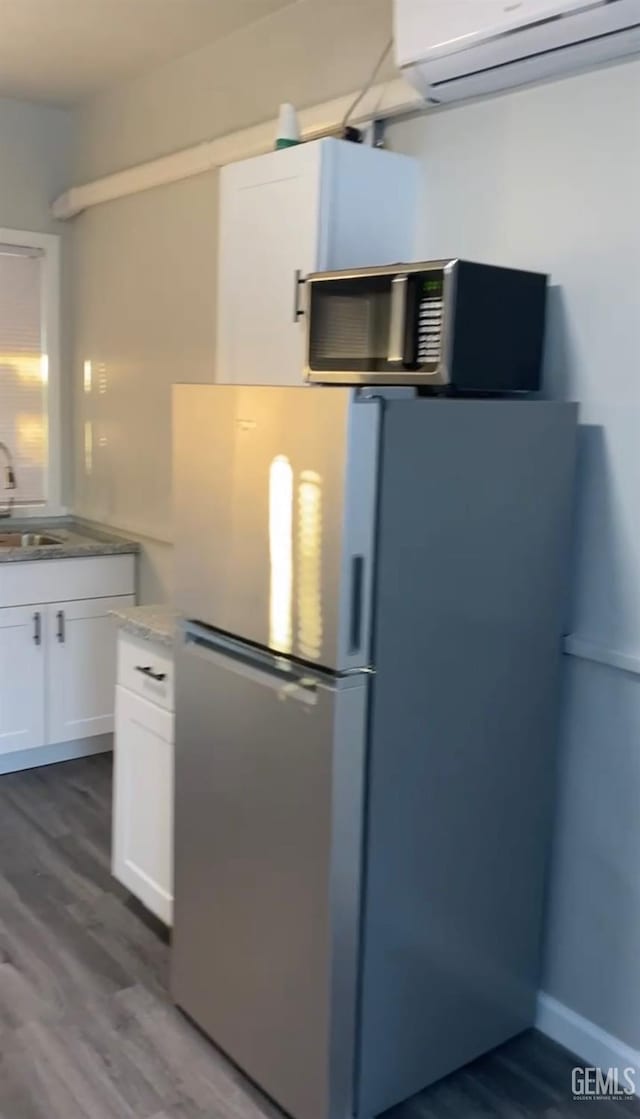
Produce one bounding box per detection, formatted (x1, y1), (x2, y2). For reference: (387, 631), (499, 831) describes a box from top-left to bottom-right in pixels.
(0, 554), (135, 607)
(113, 685), (174, 924)
(118, 632), (174, 712)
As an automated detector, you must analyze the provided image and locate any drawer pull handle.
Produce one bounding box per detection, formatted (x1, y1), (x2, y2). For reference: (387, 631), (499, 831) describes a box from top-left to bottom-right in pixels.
(33, 611), (41, 646)
(135, 665), (167, 683)
(56, 610), (65, 643)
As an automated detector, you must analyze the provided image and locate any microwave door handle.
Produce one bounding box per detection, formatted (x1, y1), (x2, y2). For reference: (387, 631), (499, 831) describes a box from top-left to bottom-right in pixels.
(293, 269), (306, 322)
(388, 274), (408, 365)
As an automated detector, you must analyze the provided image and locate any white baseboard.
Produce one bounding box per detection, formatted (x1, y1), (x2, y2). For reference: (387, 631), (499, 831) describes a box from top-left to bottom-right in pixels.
(0, 734), (112, 775)
(537, 992), (640, 1091)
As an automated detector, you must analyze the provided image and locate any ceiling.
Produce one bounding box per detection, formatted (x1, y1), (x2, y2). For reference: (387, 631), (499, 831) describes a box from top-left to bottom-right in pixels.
(0, 0), (297, 106)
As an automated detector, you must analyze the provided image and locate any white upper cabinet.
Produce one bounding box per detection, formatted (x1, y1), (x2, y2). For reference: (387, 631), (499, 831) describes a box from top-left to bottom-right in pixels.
(216, 138), (418, 387)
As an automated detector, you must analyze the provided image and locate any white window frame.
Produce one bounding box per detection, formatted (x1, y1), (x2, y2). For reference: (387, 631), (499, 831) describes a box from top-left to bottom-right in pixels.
(0, 227), (62, 517)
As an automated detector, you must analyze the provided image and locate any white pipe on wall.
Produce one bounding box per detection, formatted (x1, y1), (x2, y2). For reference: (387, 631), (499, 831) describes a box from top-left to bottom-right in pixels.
(52, 78), (424, 221)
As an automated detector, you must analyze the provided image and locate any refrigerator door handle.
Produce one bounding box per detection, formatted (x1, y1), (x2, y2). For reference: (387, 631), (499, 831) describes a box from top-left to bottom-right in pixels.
(184, 625), (321, 705)
(349, 555), (365, 655)
(388, 274), (408, 365)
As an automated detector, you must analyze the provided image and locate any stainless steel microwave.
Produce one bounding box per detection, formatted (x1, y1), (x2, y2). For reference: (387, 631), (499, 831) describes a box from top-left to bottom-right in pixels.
(305, 259), (548, 392)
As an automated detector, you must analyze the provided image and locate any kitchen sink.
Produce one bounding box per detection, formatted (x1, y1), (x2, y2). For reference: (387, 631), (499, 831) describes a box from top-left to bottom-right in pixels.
(0, 532), (63, 548)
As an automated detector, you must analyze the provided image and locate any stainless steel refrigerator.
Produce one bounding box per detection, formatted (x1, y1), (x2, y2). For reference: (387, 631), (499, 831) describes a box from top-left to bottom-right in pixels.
(172, 385), (577, 1119)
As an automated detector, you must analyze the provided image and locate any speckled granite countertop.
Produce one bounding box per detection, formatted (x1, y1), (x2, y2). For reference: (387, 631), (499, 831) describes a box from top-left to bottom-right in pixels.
(0, 518), (139, 563)
(111, 604), (178, 649)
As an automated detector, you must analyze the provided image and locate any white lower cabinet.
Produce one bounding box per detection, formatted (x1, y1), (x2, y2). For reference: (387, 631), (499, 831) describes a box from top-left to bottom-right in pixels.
(0, 606), (46, 755)
(47, 597), (131, 744)
(113, 634), (175, 925)
(0, 555), (136, 771)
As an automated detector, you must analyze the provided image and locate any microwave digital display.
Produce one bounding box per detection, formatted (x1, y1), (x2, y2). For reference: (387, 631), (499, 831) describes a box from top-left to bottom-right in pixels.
(422, 277), (443, 298)
(417, 272), (444, 366)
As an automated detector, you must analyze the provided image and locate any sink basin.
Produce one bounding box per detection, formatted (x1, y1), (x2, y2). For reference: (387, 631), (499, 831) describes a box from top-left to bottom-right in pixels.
(0, 532), (63, 548)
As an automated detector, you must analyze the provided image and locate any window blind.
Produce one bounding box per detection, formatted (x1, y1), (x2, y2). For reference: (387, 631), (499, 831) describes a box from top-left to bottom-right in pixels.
(0, 248), (46, 507)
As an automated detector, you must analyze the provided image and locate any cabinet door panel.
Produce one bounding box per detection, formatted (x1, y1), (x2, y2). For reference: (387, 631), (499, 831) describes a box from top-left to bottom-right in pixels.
(0, 606), (45, 755)
(47, 596), (133, 745)
(112, 685), (174, 925)
(216, 143), (322, 387)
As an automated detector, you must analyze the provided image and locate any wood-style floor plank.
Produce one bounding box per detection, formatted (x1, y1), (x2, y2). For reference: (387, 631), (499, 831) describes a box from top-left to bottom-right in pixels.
(0, 755), (637, 1119)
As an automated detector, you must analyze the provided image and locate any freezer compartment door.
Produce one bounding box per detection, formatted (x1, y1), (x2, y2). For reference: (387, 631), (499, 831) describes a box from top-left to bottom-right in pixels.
(173, 384), (380, 672)
(172, 629), (367, 1119)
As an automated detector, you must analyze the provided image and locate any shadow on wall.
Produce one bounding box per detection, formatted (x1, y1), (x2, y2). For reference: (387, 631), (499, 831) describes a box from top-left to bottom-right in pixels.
(541, 284), (573, 403)
(566, 423), (628, 642)
(543, 287), (631, 649)
(543, 641), (640, 1048)
(540, 421), (640, 1050)
(537, 284), (640, 1050)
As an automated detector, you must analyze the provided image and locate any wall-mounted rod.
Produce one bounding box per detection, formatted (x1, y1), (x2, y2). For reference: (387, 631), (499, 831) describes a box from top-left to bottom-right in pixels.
(51, 78), (423, 221)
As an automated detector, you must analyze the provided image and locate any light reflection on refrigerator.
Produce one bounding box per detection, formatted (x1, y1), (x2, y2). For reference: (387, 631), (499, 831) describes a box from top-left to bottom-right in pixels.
(297, 470), (323, 661)
(268, 454), (293, 655)
(84, 420), (93, 475)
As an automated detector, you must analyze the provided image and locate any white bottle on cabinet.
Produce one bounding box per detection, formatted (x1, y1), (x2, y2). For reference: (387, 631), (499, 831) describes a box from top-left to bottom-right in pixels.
(216, 137), (418, 387)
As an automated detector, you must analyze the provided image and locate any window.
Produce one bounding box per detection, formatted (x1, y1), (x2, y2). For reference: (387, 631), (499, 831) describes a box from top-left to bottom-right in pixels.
(0, 229), (61, 515)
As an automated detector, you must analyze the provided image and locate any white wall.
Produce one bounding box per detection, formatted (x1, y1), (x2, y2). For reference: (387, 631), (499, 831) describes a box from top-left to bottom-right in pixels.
(71, 0), (394, 182)
(71, 174), (218, 602)
(70, 0), (393, 601)
(387, 57), (640, 1054)
(0, 96), (71, 234)
(0, 96), (73, 503)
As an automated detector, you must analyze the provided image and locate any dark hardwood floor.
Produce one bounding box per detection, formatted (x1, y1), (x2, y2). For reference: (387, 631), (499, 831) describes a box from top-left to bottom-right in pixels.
(0, 755), (636, 1119)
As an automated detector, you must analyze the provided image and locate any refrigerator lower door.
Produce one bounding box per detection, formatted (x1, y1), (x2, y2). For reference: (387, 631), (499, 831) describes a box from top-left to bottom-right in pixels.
(173, 384), (380, 673)
(172, 627), (368, 1119)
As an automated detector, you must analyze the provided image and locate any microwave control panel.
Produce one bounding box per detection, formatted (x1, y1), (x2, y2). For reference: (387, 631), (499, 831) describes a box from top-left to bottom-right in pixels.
(417, 273), (444, 365)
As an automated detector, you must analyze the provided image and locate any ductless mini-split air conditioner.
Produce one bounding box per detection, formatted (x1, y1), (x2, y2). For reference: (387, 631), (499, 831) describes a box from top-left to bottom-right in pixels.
(394, 0), (640, 103)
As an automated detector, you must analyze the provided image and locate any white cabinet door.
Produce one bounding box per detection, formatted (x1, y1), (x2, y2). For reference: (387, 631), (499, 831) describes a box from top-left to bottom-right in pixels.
(113, 684), (174, 924)
(47, 595), (133, 745)
(217, 141), (323, 387)
(216, 138), (418, 388)
(0, 606), (45, 755)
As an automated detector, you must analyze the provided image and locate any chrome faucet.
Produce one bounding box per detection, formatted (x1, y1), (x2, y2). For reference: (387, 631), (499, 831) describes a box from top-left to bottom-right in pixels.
(0, 442), (16, 518)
